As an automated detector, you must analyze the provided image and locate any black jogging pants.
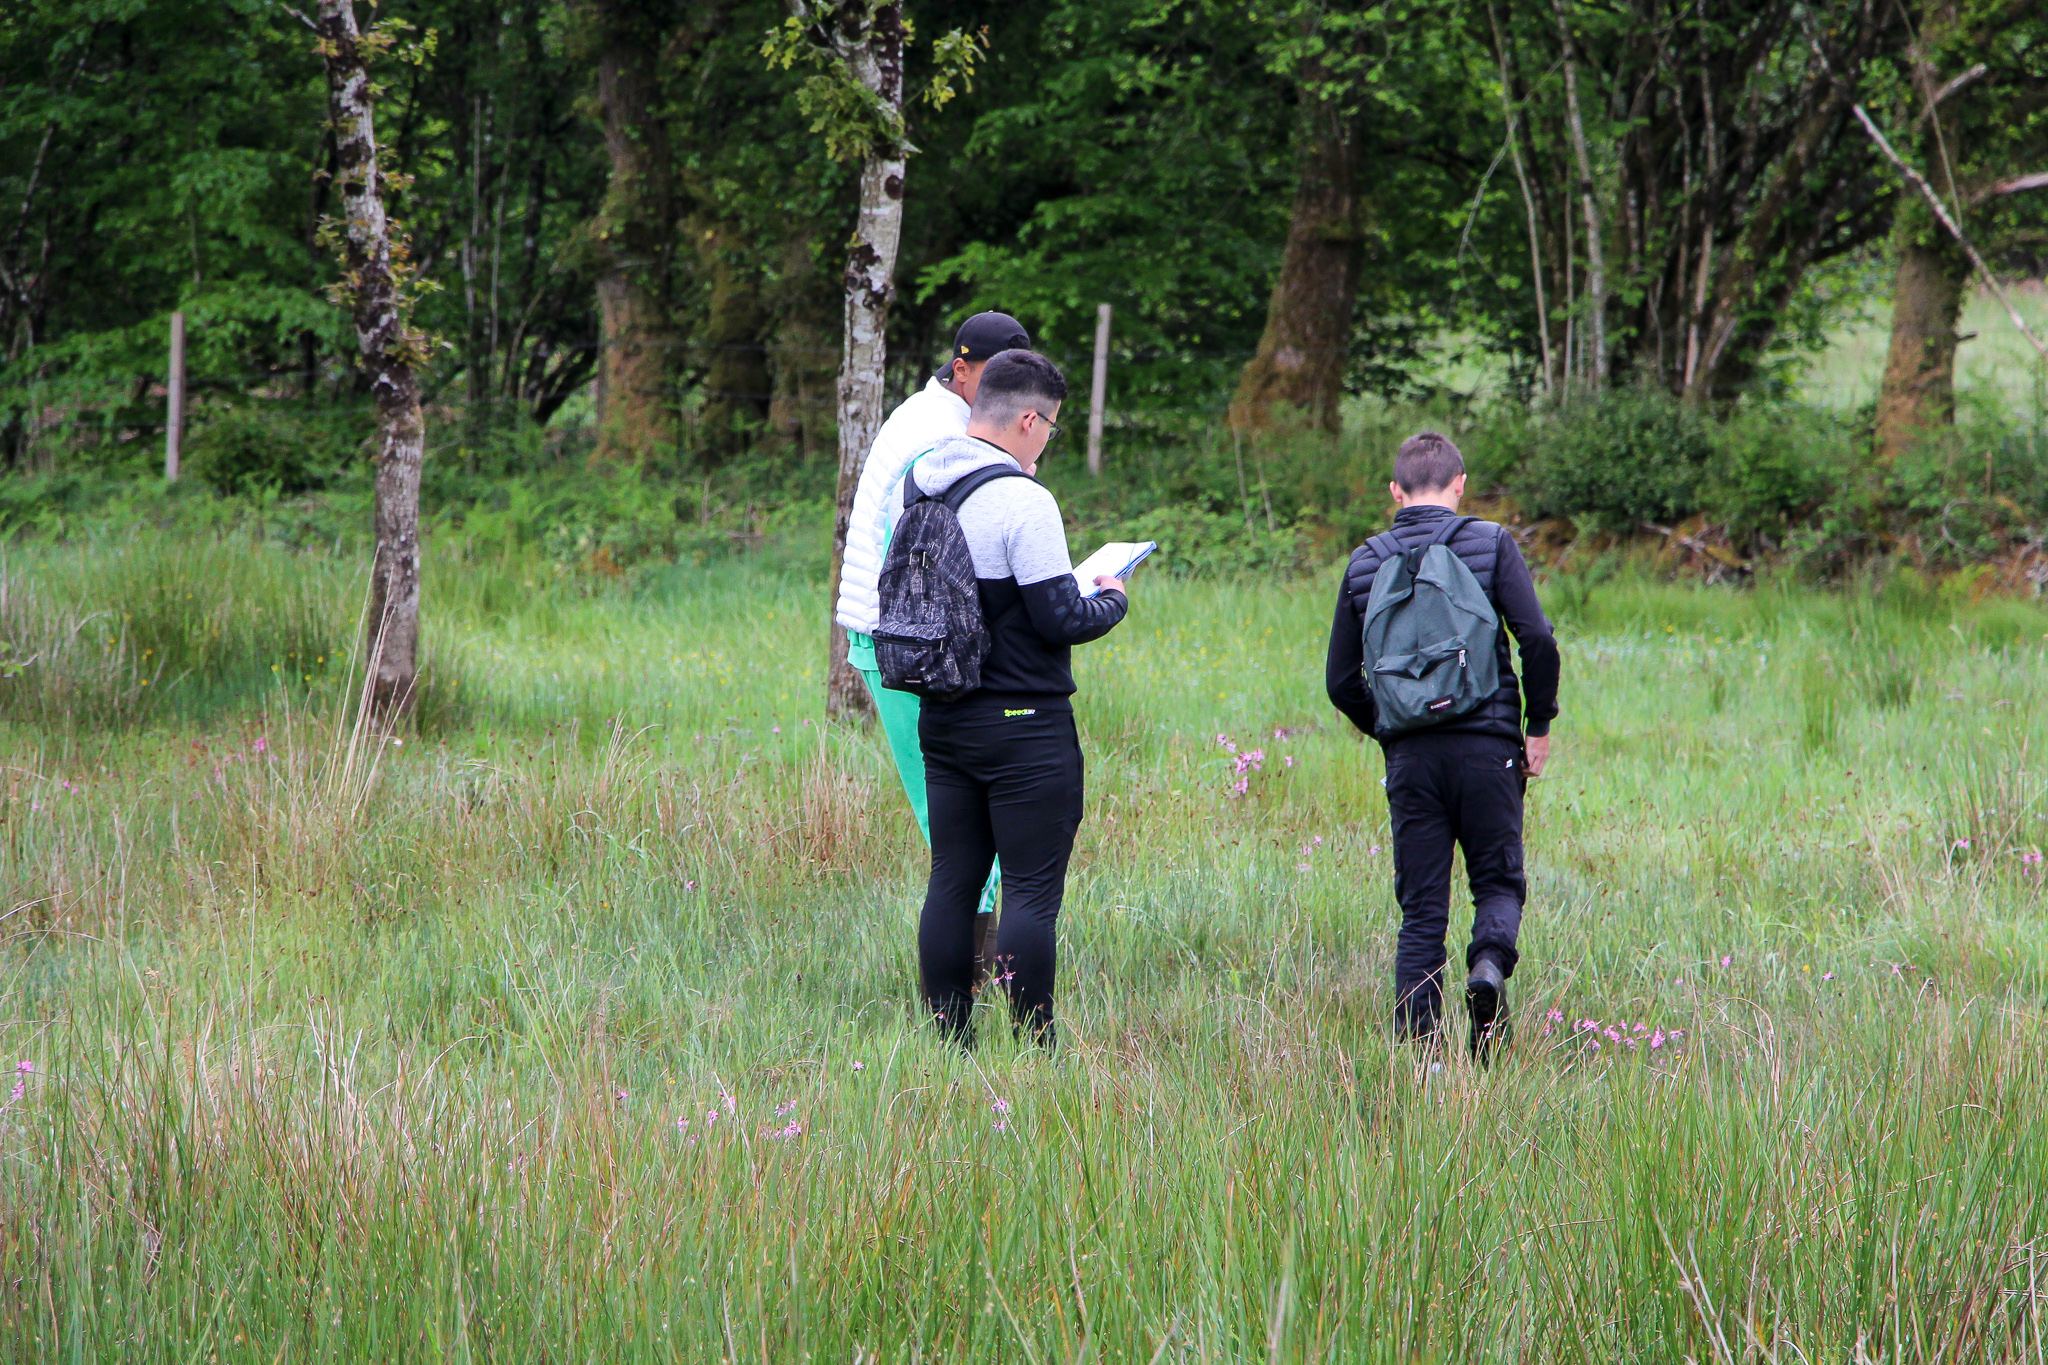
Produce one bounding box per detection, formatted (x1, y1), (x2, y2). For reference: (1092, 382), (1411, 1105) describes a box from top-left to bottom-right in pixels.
(918, 703), (1083, 1047)
(1384, 730), (1529, 1032)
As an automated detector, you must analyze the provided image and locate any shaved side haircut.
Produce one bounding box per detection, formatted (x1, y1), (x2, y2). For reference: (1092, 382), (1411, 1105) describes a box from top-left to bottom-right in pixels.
(970, 348), (1068, 429)
(1394, 430), (1465, 495)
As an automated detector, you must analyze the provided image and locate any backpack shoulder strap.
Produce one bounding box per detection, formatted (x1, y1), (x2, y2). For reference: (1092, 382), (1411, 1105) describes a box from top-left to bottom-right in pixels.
(1362, 533), (1405, 592)
(940, 464), (1032, 514)
(1426, 515), (1477, 550)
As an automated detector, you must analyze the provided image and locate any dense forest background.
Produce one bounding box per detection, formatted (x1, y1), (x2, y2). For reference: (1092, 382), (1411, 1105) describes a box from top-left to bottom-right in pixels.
(1, 0), (2045, 587)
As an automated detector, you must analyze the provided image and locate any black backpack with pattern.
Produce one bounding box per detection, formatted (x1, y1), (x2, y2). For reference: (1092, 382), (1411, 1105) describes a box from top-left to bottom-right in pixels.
(874, 465), (1031, 701)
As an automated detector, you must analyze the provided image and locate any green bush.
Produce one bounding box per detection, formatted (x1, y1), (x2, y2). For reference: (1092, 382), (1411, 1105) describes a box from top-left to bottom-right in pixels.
(1522, 387), (1715, 531)
(184, 404), (359, 497)
(1706, 402), (1856, 540)
(1117, 504), (1308, 578)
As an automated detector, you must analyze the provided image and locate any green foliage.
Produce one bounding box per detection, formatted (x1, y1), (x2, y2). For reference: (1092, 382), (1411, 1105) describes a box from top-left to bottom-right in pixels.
(1524, 387), (1716, 531)
(183, 404), (358, 497)
(1704, 402), (1857, 541)
(1118, 504), (1308, 578)
(761, 5), (985, 164)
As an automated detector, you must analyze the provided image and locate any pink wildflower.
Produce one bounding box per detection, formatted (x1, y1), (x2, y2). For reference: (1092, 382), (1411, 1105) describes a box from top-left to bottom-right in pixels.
(775, 1100), (796, 1117)
(253, 736), (268, 755)
(1822, 971), (1835, 981)
(770, 1121), (802, 1140)
(1720, 955), (1732, 968)
(1650, 1030), (1666, 1049)
(721, 1092), (736, 1115)
(850, 1060), (865, 1072)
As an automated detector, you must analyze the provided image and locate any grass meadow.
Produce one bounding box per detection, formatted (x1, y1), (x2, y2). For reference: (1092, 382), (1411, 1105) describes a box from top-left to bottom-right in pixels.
(4, 532), (2048, 1360)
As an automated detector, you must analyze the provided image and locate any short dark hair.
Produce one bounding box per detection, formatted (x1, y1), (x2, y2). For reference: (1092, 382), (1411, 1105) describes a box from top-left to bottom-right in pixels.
(971, 349), (1067, 428)
(1393, 431), (1465, 494)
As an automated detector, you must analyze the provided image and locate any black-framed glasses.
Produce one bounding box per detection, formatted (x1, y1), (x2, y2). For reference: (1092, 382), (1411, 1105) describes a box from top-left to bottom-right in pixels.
(1032, 411), (1063, 442)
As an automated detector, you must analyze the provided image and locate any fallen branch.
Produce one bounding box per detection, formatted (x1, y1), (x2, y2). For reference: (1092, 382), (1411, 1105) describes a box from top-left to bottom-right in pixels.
(1852, 104), (2048, 363)
(1641, 521), (1751, 574)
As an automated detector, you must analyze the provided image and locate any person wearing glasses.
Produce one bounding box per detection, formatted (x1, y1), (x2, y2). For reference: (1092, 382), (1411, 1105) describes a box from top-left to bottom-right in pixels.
(907, 349), (1130, 1050)
(838, 312), (1033, 977)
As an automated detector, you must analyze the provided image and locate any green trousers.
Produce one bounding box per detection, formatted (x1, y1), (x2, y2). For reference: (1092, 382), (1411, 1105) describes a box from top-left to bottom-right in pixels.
(857, 662), (999, 916)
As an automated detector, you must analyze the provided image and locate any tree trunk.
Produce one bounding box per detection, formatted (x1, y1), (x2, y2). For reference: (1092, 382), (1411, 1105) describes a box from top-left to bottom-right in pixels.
(823, 6), (905, 722)
(1875, 218), (1971, 466)
(1553, 0), (1606, 390)
(1228, 74), (1360, 434)
(589, 0), (675, 465)
(768, 243), (837, 462)
(317, 0), (426, 720)
(1682, 22), (1881, 406)
(1488, 0), (1553, 393)
(698, 221), (772, 463)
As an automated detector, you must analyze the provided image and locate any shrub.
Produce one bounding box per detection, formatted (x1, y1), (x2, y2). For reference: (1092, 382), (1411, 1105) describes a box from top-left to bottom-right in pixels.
(1116, 504), (1308, 578)
(184, 405), (361, 497)
(1522, 387), (1715, 531)
(1706, 403), (1856, 541)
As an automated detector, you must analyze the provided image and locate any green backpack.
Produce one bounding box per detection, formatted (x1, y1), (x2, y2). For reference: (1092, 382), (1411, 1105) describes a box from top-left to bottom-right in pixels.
(1360, 516), (1502, 736)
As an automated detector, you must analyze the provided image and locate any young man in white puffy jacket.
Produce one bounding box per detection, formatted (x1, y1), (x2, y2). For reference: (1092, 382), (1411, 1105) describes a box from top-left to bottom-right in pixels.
(836, 312), (1031, 966)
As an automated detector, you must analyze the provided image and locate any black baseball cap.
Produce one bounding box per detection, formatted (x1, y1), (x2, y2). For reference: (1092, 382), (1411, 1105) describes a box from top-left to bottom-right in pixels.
(935, 311), (1031, 379)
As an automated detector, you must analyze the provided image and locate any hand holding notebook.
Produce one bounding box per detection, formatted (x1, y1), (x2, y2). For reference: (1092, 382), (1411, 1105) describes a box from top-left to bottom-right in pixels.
(1072, 541), (1157, 597)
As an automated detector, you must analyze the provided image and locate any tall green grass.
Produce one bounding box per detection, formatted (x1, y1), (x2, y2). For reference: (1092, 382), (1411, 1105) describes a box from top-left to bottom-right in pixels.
(3, 537), (2048, 1360)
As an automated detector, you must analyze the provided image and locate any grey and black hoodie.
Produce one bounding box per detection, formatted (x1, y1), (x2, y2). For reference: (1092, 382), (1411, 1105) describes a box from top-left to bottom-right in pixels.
(907, 434), (1127, 710)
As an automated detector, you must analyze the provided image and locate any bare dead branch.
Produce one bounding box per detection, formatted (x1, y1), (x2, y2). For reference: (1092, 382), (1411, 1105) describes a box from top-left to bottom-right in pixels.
(1921, 63), (1988, 117)
(1852, 104), (2048, 364)
(1987, 171), (2048, 198)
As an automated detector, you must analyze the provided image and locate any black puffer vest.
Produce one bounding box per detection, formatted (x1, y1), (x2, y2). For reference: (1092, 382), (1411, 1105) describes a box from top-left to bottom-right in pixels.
(1343, 506), (1523, 742)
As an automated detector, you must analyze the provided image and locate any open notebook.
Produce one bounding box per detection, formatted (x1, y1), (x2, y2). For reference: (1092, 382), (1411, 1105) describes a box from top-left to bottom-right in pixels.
(1072, 541), (1157, 597)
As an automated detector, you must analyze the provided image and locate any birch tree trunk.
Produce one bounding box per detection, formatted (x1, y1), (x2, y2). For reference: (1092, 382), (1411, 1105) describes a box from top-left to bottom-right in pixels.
(823, 5), (905, 722)
(317, 0), (426, 720)
(1553, 0), (1606, 390)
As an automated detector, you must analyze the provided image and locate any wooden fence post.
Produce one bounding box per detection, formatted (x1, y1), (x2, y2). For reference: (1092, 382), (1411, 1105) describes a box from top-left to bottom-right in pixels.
(1087, 302), (1111, 477)
(164, 311), (185, 482)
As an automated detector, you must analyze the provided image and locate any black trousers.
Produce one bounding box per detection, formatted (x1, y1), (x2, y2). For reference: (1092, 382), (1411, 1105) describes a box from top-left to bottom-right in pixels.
(919, 704), (1083, 1045)
(1384, 731), (1528, 1030)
